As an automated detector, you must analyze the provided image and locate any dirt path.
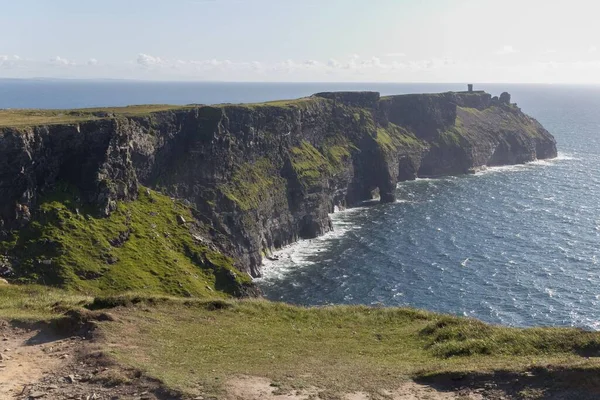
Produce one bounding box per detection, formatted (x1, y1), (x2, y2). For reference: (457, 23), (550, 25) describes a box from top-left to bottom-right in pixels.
(0, 322), (67, 398)
(225, 375), (485, 400)
(0, 320), (172, 400)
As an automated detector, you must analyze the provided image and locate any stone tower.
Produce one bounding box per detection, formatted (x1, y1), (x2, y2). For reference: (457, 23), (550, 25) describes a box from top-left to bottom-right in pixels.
(468, 84), (473, 92)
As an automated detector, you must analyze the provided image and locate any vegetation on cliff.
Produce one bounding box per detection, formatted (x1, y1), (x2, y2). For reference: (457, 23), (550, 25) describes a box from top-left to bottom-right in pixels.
(218, 158), (287, 211)
(374, 124), (423, 153)
(0, 185), (249, 297)
(0, 105), (197, 127)
(288, 140), (351, 188)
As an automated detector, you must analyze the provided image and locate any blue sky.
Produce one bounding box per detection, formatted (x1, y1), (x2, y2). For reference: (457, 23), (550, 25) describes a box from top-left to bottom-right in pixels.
(1, 0), (599, 82)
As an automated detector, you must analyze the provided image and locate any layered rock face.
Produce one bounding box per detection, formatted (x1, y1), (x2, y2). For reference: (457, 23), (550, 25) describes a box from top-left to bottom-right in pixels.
(0, 120), (137, 231)
(0, 91), (557, 277)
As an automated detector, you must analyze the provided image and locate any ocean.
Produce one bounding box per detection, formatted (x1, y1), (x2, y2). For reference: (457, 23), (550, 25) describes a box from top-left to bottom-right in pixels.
(3, 79), (599, 329)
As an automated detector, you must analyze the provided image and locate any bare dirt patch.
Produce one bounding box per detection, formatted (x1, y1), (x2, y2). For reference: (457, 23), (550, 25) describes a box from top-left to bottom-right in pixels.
(0, 320), (178, 400)
(0, 322), (64, 397)
(224, 375), (484, 400)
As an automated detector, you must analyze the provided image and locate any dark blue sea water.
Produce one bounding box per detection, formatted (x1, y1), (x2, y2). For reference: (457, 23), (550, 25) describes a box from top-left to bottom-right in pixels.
(0, 79), (505, 109)
(257, 84), (600, 329)
(2, 79), (599, 329)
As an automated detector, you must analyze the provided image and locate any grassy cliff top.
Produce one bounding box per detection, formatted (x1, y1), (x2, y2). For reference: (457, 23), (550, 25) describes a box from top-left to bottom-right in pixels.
(0, 97), (323, 128)
(0, 91), (498, 128)
(0, 105), (196, 127)
(2, 289), (600, 398)
(380, 90), (488, 100)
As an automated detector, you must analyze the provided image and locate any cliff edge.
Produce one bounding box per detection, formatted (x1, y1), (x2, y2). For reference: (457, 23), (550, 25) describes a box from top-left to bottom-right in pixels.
(0, 90), (557, 288)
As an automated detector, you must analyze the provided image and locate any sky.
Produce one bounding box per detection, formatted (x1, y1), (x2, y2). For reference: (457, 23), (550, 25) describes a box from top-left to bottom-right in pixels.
(1, 0), (599, 83)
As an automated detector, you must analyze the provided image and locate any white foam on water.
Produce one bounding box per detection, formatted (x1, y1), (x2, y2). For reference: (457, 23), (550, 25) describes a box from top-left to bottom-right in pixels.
(473, 152), (578, 176)
(397, 153), (578, 183)
(554, 152), (579, 161)
(473, 164), (533, 176)
(256, 207), (363, 282)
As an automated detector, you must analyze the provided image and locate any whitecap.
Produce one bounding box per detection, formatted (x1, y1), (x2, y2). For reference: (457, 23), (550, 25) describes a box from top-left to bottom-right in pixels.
(257, 206), (362, 282)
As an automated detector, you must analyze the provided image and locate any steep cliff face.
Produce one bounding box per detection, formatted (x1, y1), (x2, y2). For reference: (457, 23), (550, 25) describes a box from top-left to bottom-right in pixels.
(0, 119), (137, 231)
(0, 90), (557, 283)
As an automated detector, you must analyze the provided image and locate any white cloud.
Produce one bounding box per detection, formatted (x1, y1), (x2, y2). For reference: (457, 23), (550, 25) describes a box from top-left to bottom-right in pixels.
(360, 57), (385, 69)
(8, 52), (600, 83)
(251, 61), (263, 71)
(0, 55), (22, 67)
(386, 52), (406, 57)
(50, 56), (74, 66)
(495, 45), (516, 55)
(327, 58), (340, 68)
(588, 45), (597, 54)
(303, 60), (320, 67)
(137, 53), (163, 67)
(542, 49), (557, 54)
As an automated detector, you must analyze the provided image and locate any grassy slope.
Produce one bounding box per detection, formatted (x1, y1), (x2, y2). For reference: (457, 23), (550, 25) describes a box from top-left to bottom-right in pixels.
(3, 290), (599, 397)
(0, 283), (90, 321)
(0, 105), (197, 127)
(97, 299), (600, 397)
(0, 185), (250, 297)
(1, 289), (600, 396)
(454, 106), (546, 140)
(0, 98), (322, 128)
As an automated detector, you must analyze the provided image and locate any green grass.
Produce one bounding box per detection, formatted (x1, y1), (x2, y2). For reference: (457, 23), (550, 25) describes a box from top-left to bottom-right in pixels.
(324, 143), (351, 168)
(99, 299), (600, 397)
(0, 97), (326, 128)
(456, 106), (546, 139)
(218, 158), (287, 211)
(289, 141), (333, 187)
(289, 138), (354, 189)
(0, 105), (196, 127)
(228, 97), (327, 110)
(2, 288), (600, 397)
(439, 128), (463, 146)
(373, 124), (422, 152)
(421, 315), (600, 358)
(1, 185), (249, 297)
(0, 284), (90, 321)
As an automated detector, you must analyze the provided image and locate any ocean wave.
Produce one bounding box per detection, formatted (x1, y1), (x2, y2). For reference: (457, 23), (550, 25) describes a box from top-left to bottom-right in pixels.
(257, 207), (362, 282)
(472, 152), (578, 176)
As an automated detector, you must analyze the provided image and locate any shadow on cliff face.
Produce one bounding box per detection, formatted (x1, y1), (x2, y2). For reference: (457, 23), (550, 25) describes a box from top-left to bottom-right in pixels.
(415, 367), (600, 399)
(0, 91), (558, 281)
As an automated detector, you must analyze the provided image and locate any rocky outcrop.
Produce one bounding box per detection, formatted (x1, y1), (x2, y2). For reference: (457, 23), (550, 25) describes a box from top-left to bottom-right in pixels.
(0, 120), (137, 232)
(0, 91), (557, 278)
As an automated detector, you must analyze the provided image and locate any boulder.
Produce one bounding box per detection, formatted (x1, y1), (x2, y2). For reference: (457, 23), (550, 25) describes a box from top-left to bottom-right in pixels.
(499, 92), (511, 104)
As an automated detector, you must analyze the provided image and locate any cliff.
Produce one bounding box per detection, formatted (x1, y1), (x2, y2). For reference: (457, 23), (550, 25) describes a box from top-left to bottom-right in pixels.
(0, 90), (557, 288)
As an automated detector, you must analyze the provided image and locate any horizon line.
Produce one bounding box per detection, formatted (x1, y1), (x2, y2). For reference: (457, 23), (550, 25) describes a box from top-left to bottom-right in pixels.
(2, 77), (600, 86)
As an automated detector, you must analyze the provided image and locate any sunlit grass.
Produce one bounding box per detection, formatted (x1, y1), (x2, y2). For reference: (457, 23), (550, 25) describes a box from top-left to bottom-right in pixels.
(0, 284), (90, 321)
(100, 298), (600, 397)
